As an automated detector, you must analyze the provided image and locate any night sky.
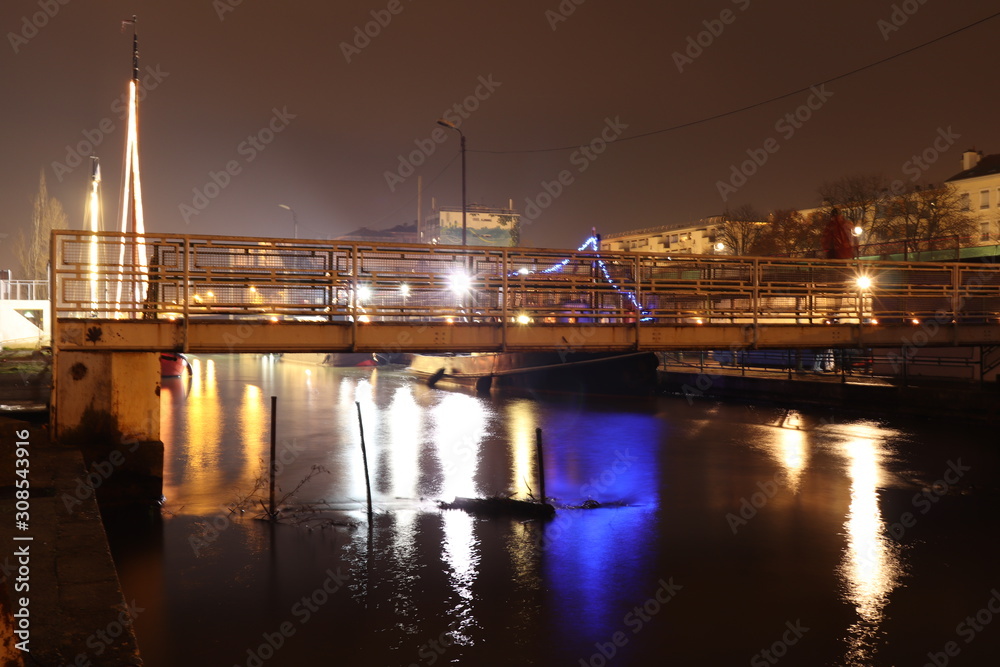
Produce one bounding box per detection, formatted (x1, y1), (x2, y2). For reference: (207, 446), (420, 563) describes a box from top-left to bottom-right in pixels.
(2, 0), (998, 272)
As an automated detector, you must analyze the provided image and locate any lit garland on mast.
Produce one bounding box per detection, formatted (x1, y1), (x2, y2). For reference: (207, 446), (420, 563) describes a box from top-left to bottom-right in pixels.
(115, 15), (148, 315)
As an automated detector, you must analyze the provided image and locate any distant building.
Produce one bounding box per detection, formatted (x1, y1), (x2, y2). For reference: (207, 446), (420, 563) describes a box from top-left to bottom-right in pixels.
(336, 221), (419, 243)
(601, 217), (726, 254)
(945, 149), (1000, 244)
(420, 203), (520, 246)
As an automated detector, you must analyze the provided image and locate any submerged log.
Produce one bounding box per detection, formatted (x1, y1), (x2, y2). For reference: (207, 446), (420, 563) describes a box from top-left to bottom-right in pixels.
(439, 496), (556, 520)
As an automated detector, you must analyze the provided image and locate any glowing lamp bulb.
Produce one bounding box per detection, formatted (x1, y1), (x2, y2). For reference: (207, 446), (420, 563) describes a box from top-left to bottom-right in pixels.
(449, 272), (471, 294)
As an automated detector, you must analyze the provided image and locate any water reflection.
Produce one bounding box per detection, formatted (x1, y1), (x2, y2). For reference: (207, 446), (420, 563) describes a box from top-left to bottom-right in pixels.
(835, 426), (903, 665)
(762, 412), (809, 493)
(431, 393), (487, 500)
(142, 358), (959, 666)
(441, 510), (480, 644)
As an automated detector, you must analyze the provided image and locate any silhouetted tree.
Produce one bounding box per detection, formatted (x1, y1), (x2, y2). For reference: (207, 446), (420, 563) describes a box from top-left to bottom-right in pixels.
(14, 170), (68, 279)
(718, 204), (766, 255)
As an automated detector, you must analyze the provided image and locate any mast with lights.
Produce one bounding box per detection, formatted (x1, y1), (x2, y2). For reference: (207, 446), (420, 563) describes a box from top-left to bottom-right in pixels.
(115, 15), (148, 314)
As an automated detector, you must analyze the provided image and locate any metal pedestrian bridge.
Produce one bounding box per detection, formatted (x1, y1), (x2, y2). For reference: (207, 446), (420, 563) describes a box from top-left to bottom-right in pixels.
(51, 231), (1000, 355)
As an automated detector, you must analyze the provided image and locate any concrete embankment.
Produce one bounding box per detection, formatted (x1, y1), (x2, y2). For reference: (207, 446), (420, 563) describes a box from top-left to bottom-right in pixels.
(0, 416), (143, 665)
(659, 368), (1000, 422)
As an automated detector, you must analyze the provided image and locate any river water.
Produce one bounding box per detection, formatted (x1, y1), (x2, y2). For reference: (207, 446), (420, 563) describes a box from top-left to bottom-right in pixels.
(106, 354), (1000, 667)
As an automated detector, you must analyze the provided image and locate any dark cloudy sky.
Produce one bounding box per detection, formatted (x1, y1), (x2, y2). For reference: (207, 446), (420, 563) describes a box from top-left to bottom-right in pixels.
(1, 0), (998, 272)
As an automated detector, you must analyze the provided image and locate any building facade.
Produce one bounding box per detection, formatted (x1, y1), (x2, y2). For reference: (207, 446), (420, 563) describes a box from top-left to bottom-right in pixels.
(601, 148), (1000, 257)
(945, 149), (1000, 244)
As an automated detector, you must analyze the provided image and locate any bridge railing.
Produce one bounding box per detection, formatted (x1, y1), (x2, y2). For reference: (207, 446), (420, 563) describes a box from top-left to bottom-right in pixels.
(51, 231), (1000, 326)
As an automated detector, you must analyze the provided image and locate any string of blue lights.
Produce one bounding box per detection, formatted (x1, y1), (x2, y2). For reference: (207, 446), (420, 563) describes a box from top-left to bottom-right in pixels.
(511, 235), (649, 317)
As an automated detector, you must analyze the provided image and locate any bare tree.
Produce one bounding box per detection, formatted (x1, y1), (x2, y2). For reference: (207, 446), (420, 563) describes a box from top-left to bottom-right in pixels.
(754, 209), (821, 257)
(817, 174), (891, 242)
(15, 170), (69, 279)
(718, 204), (767, 255)
(882, 184), (976, 257)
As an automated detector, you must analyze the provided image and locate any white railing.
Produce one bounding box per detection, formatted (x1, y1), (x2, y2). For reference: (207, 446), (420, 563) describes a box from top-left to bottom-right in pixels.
(1, 279), (49, 301)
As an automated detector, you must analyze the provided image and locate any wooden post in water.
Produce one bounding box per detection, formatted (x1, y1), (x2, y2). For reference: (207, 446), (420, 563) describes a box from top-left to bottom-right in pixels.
(535, 427), (546, 504)
(269, 395), (277, 519)
(356, 401), (374, 519)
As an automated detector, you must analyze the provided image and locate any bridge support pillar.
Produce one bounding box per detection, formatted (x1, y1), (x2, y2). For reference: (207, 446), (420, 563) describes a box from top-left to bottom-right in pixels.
(52, 351), (163, 507)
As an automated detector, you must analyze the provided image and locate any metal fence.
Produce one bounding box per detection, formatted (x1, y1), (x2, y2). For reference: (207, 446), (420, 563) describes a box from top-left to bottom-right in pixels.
(51, 231), (1000, 326)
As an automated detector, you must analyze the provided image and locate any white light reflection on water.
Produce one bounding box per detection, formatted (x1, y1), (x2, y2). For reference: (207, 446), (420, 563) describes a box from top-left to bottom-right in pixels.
(440, 509), (480, 644)
(835, 426), (903, 666)
(430, 393), (488, 500)
(387, 385), (421, 500)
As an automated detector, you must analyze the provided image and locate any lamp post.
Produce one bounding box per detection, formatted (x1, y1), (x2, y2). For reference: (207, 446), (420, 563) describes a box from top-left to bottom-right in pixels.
(278, 204), (298, 240)
(436, 119), (466, 246)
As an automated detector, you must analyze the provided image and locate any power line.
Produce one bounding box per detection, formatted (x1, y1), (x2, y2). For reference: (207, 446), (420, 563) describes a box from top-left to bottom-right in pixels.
(471, 10), (1000, 155)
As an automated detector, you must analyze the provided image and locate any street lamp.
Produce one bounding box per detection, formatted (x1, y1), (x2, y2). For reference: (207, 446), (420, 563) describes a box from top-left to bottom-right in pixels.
(436, 119), (466, 246)
(278, 204), (298, 240)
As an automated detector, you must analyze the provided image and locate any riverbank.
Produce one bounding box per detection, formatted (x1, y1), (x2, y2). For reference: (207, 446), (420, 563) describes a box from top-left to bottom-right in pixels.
(659, 365), (1000, 422)
(0, 416), (143, 665)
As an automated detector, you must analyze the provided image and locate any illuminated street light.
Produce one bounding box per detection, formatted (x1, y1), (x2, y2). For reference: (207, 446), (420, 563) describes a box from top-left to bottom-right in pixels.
(855, 276), (872, 290)
(448, 272), (471, 294)
(436, 118), (466, 246)
(278, 204), (298, 239)
(399, 283), (410, 297)
(357, 285), (372, 301)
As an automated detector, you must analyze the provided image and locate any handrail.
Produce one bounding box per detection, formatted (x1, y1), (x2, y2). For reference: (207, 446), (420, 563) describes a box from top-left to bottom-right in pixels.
(50, 231), (1000, 331)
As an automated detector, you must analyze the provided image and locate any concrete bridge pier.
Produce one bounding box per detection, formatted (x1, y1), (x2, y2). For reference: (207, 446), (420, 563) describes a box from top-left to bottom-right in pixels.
(52, 351), (163, 506)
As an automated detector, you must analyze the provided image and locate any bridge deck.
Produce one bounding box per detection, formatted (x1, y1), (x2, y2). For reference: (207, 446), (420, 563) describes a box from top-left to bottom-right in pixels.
(50, 231), (1000, 353)
(53, 319), (1000, 354)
